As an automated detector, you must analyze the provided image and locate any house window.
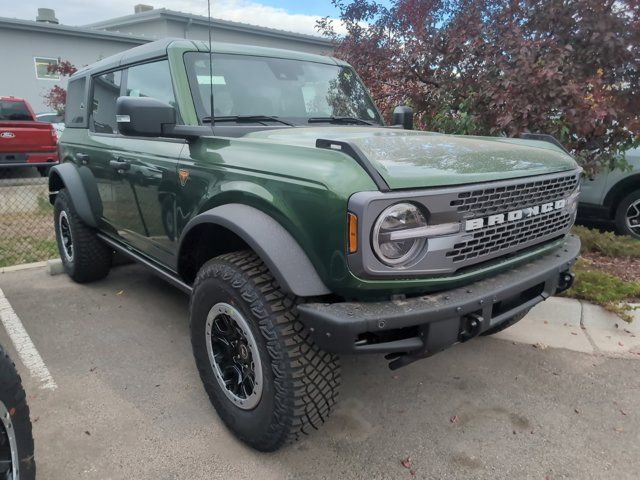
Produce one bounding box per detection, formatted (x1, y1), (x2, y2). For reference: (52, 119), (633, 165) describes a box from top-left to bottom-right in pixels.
(34, 57), (60, 80)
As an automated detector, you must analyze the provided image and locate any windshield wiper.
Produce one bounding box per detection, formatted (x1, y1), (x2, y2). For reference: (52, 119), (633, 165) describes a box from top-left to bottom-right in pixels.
(202, 115), (294, 126)
(308, 116), (375, 126)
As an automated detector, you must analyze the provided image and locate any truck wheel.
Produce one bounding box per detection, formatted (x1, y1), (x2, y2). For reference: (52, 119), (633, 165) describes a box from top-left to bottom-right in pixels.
(614, 190), (640, 240)
(53, 189), (112, 283)
(480, 309), (530, 336)
(190, 250), (340, 451)
(0, 347), (35, 480)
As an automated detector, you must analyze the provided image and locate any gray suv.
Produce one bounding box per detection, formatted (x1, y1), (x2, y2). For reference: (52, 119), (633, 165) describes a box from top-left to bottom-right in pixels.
(578, 148), (640, 239)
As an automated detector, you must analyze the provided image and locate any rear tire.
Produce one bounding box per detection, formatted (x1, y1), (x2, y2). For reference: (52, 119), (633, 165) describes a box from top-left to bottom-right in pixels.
(190, 250), (340, 451)
(480, 309), (530, 336)
(53, 189), (112, 283)
(614, 190), (640, 240)
(0, 346), (35, 480)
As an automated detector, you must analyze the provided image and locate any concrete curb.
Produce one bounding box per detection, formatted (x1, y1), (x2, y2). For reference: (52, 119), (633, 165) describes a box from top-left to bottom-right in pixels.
(0, 260), (49, 274)
(493, 297), (640, 359)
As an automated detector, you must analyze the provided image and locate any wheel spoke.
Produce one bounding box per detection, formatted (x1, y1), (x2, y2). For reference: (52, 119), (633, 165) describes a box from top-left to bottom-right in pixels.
(205, 303), (263, 410)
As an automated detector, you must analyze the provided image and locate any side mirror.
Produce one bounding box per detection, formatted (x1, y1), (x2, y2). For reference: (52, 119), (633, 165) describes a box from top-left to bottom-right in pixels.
(393, 105), (414, 130)
(116, 96), (176, 137)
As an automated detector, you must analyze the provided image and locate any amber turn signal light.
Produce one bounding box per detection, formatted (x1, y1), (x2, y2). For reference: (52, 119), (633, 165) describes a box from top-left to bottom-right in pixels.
(348, 212), (358, 254)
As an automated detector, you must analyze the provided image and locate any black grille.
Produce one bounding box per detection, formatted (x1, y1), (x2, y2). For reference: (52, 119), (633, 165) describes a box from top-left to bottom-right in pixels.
(450, 172), (579, 216)
(446, 209), (573, 263)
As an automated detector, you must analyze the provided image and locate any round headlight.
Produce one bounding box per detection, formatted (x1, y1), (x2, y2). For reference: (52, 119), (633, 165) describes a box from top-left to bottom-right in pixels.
(373, 203), (427, 266)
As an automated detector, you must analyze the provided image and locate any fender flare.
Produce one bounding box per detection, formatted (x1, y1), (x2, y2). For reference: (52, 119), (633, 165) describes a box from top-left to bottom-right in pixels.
(48, 163), (101, 228)
(178, 204), (331, 297)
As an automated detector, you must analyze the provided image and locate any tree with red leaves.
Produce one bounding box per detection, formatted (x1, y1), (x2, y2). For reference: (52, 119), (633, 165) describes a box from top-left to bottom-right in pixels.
(318, 0), (640, 174)
(42, 60), (78, 115)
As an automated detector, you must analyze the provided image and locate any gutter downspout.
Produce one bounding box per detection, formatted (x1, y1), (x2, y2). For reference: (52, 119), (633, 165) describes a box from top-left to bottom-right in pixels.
(183, 18), (193, 39)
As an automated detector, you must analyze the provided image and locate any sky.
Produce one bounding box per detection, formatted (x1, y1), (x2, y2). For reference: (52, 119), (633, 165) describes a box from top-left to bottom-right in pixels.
(4, 0), (346, 36)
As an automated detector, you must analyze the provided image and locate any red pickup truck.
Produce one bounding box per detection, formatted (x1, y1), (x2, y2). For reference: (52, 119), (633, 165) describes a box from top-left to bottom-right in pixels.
(0, 97), (59, 177)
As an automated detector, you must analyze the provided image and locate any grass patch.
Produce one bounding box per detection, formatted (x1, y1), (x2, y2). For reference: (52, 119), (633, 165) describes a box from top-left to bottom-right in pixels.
(0, 236), (58, 268)
(563, 259), (640, 322)
(564, 226), (640, 321)
(572, 225), (640, 258)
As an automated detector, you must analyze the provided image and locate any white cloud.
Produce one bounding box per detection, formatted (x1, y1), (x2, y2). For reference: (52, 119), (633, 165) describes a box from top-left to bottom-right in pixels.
(5, 0), (344, 36)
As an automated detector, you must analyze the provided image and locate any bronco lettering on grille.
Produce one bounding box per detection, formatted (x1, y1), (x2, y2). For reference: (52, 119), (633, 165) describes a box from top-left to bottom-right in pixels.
(465, 199), (567, 232)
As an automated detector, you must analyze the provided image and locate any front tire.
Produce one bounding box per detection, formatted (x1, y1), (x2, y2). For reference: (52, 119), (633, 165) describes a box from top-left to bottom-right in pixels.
(0, 347), (35, 480)
(614, 190), (640, 240)
(190, 251), (340, 451)
(53, 189), (112, 283)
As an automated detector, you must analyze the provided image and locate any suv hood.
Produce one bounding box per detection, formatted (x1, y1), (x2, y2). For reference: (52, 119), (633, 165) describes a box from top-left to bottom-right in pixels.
(248, 127), (578, 189)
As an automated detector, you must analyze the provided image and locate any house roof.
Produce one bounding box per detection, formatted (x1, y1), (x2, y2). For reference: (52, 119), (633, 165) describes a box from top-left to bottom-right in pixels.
(0, 16), (149, 44)
(84, 7), (333, 47)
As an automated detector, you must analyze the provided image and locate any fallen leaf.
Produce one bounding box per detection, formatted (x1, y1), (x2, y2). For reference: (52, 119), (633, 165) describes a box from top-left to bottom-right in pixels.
(450, 415), (459, 424)
(533, 342), (548, 350)
(574, 408), (580, 414)
(401, 457), (412, 469)
(614, 427), (624, 433)
(84, 430), (91, 436)
(32, 416), (39, 423)
(618, 341), (624, 347)
(116, 290), (124, 296)
(620, 409), (628, 416)
(89, 367), (97, 372)
(571, 332), (578, 336)
(543, 320), (548, 324)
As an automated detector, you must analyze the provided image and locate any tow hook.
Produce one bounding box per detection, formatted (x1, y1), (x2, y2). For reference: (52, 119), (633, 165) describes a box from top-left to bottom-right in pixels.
(460, 313), (483, 342)
(556, 271), (575, 294)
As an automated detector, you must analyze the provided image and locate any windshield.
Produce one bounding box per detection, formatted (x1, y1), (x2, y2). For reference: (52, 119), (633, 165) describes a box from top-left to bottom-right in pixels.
(0, 100), (32, 121)
(184, 52), (383, 125)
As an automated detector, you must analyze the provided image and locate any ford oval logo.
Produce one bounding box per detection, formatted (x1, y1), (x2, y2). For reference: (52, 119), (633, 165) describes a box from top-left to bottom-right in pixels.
(1, 132), (15, 138)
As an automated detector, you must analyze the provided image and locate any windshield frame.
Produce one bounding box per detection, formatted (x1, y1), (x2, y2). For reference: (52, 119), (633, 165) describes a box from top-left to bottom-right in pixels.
(183, 52), (385, 128)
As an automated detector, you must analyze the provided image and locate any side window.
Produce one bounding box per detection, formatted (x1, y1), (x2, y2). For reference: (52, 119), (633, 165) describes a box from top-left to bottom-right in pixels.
(65, 77), (87, 127)
(91, 70), (122, 134)
(125, 60), (177, 111)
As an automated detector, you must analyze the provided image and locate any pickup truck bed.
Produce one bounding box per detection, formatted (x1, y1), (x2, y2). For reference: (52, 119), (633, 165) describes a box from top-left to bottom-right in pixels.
(0, 97), (58, 175)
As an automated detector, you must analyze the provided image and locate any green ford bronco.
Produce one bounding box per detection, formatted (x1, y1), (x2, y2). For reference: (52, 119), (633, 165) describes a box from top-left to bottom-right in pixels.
(50, 39), (581, 451)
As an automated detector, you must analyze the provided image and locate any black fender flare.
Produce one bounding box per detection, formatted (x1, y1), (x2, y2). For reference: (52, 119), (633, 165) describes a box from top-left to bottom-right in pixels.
(178, 204), (331, 297)
(48, 163), (101, 228)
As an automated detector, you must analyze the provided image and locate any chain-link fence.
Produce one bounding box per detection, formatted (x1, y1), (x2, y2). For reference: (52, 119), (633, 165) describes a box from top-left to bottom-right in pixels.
(0, 168), (57, 268)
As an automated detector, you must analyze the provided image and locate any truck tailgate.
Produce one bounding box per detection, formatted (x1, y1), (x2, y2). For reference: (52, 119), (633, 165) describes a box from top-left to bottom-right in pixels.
(0, 122), (56, 153)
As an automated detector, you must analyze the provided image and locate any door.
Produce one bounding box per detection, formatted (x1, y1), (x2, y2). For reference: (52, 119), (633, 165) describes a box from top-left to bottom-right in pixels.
(112, 60), (185, 267)
(84, 69), (147, 238)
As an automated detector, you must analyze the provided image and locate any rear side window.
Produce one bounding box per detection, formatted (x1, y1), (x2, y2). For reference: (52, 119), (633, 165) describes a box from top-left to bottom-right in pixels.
(0, 100), (32, 121)
(125, 60), (177, 108)
(64, 77), (87, 127)
(91, 70), (122, 134)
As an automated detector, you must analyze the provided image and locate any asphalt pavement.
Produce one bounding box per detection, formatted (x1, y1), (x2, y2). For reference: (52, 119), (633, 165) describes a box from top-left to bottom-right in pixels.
(0, 264), (638, 479)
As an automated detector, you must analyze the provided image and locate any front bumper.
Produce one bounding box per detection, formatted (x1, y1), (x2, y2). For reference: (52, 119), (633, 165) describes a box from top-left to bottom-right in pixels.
(298, 234), (580, 367)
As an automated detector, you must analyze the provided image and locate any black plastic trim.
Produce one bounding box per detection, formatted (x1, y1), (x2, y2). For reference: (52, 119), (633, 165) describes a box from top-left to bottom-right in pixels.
(48, 163), (98, 228)
(298, 234), (580, 355)
(178, 204), (331, 297)
(316, 139), (390, 192)
(97, 233), (192, 294)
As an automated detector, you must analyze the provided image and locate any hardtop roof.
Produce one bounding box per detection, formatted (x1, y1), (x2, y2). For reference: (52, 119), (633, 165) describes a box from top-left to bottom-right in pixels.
(72, 38), (346, 79)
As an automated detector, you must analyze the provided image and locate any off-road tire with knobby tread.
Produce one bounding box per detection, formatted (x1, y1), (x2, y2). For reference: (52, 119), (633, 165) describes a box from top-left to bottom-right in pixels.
(614, 189), (640, 240)
(480, 308), (530, 336)
(190, 250), (341, 452)
(54, 188), (112, 283)
(0, 346), (35, 480)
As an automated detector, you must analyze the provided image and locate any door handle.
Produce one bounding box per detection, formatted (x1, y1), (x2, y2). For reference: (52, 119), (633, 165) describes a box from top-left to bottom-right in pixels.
(76, 152), (90, 165)
(109, 160), (130, 172)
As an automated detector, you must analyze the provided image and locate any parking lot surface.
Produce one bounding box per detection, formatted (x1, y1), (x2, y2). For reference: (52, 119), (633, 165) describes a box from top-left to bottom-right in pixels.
(0, 264), (638, 479)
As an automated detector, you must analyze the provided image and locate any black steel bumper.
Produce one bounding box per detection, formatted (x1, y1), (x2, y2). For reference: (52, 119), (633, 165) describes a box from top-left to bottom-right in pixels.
(298, 235), (580, 367)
